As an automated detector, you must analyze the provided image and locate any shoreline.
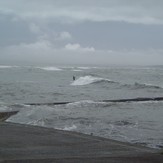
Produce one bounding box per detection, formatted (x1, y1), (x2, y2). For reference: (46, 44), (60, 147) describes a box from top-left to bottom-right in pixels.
(0, 121), (162, 162)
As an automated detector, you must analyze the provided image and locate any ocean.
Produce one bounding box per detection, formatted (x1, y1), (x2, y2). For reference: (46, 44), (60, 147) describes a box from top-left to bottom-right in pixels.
(0, 65), (163, 149)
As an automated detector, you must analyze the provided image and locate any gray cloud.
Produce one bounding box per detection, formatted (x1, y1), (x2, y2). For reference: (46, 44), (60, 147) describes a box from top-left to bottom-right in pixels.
(1, 41), (163, 66)
(0, 0), (163, 65)
(0, 11), (36, 47)
(1, 0), (163, 24)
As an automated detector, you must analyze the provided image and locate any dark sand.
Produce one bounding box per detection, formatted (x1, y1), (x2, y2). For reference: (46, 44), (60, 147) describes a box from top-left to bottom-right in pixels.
(0, 111), (18, 122)
(0, 121), (163, 163)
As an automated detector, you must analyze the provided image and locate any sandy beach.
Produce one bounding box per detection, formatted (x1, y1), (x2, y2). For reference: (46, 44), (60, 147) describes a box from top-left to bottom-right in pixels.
(0, 119), (163, 163)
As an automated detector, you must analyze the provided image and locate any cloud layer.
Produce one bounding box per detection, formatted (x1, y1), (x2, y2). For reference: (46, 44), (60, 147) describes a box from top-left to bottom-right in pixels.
(0, 0), (163, 65)
(1, 0), (163, 24)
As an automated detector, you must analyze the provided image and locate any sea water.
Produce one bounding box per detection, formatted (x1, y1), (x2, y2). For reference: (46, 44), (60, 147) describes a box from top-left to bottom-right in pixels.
(0, 65), (163, 149)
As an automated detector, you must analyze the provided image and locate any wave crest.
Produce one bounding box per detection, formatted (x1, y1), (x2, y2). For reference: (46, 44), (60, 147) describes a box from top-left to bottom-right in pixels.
(122, 82), (162, 90)
(134, 82), (162, 89)
(71, 75), (115, 86)
(37, 67), (62, 71)
(0, 65), (18, 69)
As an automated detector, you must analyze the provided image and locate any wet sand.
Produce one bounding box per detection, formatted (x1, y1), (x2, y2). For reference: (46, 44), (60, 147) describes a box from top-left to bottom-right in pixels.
(0, 122), (163, 163)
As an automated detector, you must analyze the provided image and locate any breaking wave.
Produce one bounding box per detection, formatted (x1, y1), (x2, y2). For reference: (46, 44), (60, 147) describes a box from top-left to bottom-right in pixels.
(0, 65), (18, 69)
(37, 66), (62, 71)
(134, 82), (162, 89)
(124, 82), (162, 89)
(61, 124), (77, 131)
(77, 67), (92, 70)
(72, 69), (83, 72)
(71, 75), (116, 86)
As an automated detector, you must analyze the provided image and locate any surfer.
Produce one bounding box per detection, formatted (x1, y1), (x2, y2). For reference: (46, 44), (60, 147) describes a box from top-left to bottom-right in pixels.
(73, 76), (76, 81)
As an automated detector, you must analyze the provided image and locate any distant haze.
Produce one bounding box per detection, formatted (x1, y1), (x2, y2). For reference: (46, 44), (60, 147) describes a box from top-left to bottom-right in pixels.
(0, 0), (163, 66)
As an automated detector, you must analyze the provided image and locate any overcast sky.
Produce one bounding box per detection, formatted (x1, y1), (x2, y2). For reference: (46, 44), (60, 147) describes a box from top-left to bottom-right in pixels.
(0, 0), (163, 66)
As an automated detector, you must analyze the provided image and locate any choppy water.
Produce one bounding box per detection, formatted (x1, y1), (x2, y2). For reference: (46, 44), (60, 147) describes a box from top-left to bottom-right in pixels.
(0, 65), (163, 149)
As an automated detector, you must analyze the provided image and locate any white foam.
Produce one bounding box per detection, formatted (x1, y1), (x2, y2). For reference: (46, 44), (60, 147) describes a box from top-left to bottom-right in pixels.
(0, 106), (12, 112)
(78, 67), (91, 70)
(71, 75), (113, 86)
(0, 65), (18, 69)
(72, 69), (83, 72)
(144, 83), (162, 88)
(66, 100), (95, 107)
(6, 106), (54, 125)
(37, 66), (62, 71)
(66, 100), (108, 110)
(77, 67), (98, 70)
(62, 124), (77, 131)
(0, 102), (14, 111)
